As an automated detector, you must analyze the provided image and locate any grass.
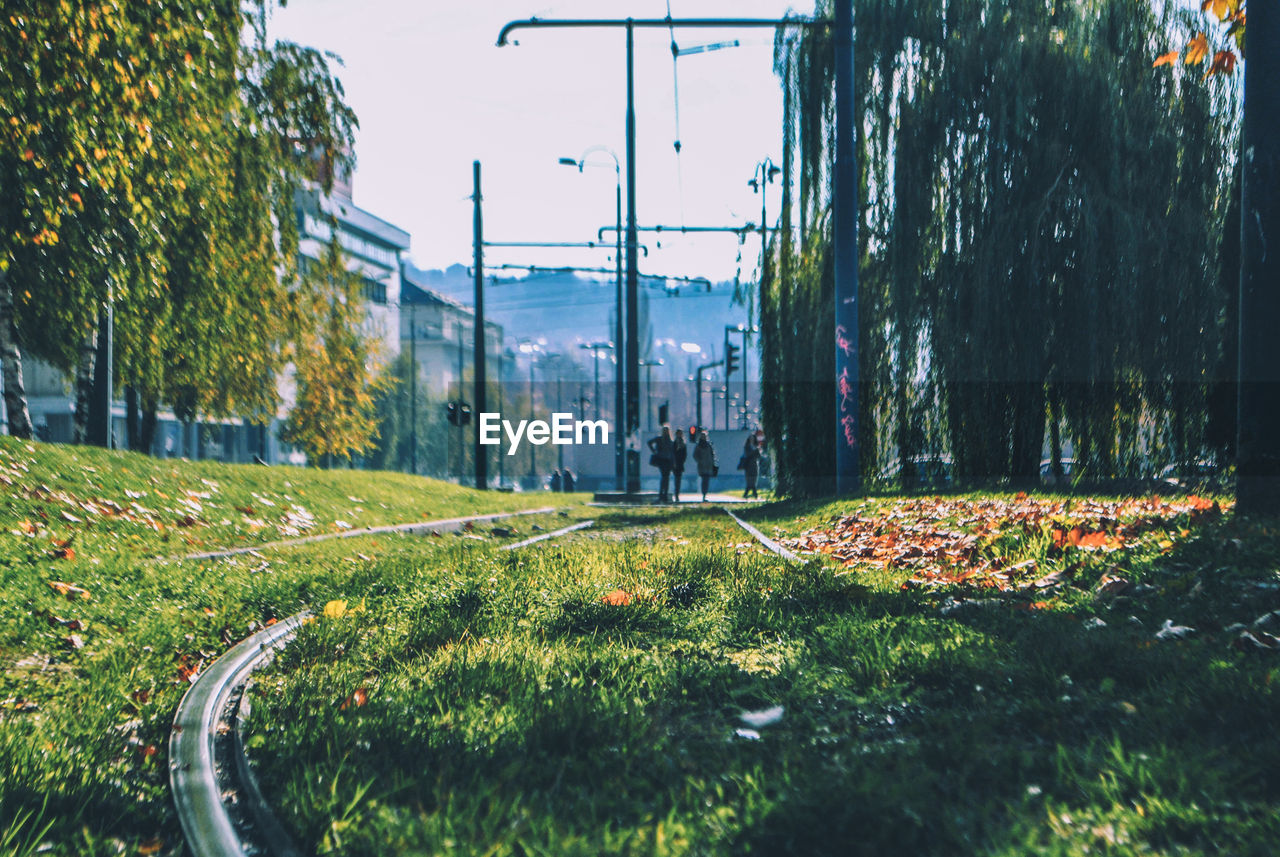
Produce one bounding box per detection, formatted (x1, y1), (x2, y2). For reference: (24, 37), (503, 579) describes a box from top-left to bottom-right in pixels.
(243, 497), (1280, 856)
(5, 437), (1279, 855)
(0, 437), (583, 856)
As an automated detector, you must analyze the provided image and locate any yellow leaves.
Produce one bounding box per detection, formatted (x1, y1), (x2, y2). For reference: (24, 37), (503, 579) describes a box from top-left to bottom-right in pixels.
(1152, 50), (1179, 68)
(322, 599), (364, 619)
(1185, 32), (1210, 65)
(145, 79), (160, 99)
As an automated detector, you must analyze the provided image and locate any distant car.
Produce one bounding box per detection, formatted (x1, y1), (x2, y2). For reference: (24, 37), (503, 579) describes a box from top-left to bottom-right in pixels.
(1159, 459), (1225, 488)
(881, 455), (953, 489)
(1039, 458), (1080, 485)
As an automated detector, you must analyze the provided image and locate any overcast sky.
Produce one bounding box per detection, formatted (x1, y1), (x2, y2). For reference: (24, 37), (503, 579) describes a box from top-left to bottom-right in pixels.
(267, 0), (805, 284)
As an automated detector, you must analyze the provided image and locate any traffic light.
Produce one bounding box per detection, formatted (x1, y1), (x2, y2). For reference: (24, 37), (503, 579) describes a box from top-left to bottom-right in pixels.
(658, 402), (670, 426)
(726, 342), (740, 377)
(459, 403), (472, 425)
(446, 402), (472, 426)
(447, 402), (459, 425)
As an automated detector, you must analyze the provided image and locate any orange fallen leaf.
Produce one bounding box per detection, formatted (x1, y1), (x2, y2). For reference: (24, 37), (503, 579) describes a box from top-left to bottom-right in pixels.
(602, 589), (633, 606)
(340, 687), (368, 710)
(139, 838), (164, 855)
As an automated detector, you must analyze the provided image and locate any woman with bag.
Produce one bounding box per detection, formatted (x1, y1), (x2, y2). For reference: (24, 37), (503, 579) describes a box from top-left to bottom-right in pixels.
(693, 430), (718, 502)
(647, 425), (675, 503)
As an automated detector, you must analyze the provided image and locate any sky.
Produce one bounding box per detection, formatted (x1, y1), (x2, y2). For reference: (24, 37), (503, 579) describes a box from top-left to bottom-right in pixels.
(267, 0), (806, 285)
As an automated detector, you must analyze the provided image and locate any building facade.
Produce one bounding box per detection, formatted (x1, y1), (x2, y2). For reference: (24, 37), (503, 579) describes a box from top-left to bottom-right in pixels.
(19, 172), (410, 465)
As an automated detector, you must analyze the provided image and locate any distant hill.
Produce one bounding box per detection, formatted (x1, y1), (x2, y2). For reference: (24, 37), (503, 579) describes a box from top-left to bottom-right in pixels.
(404, 262), (756, 377)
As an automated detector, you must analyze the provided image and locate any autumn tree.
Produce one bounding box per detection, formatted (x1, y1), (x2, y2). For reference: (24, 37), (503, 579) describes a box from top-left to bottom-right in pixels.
(280, 237), (387, 465)
(2, 1), (356, 447)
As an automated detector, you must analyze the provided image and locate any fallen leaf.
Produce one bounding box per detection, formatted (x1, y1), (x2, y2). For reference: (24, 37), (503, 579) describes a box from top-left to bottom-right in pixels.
(602, 589), (633, 606)
(47, 580), (91, 600)
(340, 687), (368, 710)
(323, 599), (348, 619)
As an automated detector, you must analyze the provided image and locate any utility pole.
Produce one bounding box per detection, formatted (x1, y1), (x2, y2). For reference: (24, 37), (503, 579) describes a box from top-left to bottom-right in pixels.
(409, 319), (418, 474)
(473, 161), (488, 490)
(497, 349), (504, 487)
(1238, 2), (1280, 512)
(528, 354), (536, 483)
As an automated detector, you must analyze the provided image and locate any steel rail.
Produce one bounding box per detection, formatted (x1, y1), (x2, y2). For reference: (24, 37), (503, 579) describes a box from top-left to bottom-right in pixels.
(725, 509), (802, 564)
(170, 511), (595, 856)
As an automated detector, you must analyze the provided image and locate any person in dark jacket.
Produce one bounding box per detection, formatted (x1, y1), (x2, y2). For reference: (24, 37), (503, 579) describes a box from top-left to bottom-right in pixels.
(647, 425), (676, 502)
(671, 430), (688, 502)
(561, 469), (575, 492)
(741, 433), (762, 499)
(693, 430), (717, 502)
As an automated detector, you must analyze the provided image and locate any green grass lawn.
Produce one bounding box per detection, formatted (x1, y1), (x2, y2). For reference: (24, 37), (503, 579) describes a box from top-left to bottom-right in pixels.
(243, 498), (1280, 856)
(5, 439), (1280, 856)
(0, 438), (582, 856)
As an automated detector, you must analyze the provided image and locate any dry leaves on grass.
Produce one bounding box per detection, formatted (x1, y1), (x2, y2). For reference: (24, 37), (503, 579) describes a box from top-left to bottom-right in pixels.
(782, 494), (1223, 591)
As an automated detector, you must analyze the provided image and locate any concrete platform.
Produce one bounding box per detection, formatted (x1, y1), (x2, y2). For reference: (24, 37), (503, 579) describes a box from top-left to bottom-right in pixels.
(590, 491), (762, 506)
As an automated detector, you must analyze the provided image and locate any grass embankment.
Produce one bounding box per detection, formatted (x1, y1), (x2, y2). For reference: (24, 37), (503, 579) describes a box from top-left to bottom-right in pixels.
(247, 493), (1280, 856)
(0, 437), (581, 856)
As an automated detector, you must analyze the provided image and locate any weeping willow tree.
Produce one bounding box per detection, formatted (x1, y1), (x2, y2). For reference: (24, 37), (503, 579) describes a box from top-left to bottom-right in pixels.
(761, 0), (1238, 495)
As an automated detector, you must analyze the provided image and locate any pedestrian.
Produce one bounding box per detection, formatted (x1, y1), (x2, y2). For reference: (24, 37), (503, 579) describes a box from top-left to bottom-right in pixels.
(647, 425), (675, 502)
(562, 469), (575, 492)
(672, 429), (688, 502)
(549, 469), (561, 492)
(740, 433), (762, 499)
(693, 429), (718, 502)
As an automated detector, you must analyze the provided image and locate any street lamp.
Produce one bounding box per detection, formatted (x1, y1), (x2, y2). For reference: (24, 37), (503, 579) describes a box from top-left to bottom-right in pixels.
(579, 341), (612, 421)
(639, 359), (663, 429)
(560, 148), (624, 491)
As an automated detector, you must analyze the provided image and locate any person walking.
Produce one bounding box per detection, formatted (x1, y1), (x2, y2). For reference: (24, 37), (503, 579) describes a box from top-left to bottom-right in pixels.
(647, 425), (675, 502)
(741, 433), (762, 499)
(693, 429), (718, 502)
(671, 430), (688, 502)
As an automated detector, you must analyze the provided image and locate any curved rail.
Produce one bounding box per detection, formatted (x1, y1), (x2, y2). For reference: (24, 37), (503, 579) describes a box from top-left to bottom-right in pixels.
(169, 614), (306, 857)
(726, 509), (802, 564)
(170, 515), (595, 856)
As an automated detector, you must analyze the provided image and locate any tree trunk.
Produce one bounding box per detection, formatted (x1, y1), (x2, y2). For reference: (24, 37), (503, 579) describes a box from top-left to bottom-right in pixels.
(0, 269), (33, 438)
(125, 386), (139, 450)
(72, 321), (99, 444)
(140, 396), (159, 455)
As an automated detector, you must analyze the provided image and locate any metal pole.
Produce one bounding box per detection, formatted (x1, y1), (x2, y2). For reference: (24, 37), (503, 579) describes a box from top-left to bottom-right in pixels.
(105, 294), (113, 449)
(833, 0), (860, 494)
(1238, 1), (1280, 513)
(615, 167), (625, 490)
(528, 356), (536, 482)
(625, 18), (641, 493)
(497, 349), (504, 486)
(409, 320), (418, 474)
(696, 369), (703, 430)
(473, 161), (488, 490)
(593, 351), (601, 421)
(457, 323), (465, 481)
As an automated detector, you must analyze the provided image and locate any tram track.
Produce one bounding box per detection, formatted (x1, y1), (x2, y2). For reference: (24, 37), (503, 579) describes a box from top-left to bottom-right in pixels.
(168, 515), (595, 857)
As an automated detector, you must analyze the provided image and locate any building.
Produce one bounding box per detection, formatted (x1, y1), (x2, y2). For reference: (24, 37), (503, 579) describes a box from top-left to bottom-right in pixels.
(400, 264), (504, 402)
(19, 167), (410, 464)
